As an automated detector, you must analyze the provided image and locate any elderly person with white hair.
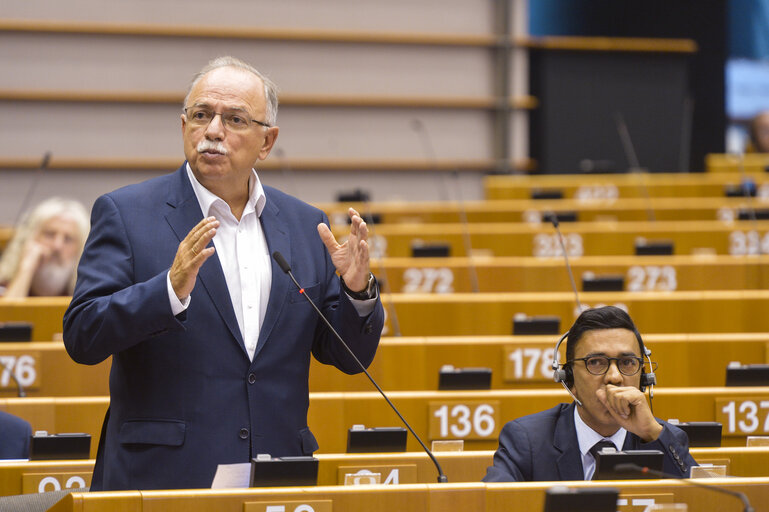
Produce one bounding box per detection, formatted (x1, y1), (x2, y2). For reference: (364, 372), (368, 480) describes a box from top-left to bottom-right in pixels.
(0, 197), (89, 297)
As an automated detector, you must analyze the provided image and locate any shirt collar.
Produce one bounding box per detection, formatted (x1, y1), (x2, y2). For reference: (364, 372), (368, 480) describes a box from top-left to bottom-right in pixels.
(185, 162), (266, 219)
(573, 404), (627, 456)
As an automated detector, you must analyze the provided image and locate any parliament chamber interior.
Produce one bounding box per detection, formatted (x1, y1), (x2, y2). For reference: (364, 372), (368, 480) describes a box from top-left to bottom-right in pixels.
(2, 1), (769, 511)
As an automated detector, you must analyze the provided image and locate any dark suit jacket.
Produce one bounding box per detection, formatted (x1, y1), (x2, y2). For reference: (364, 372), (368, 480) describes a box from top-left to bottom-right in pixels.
(483, 403), (696, 482)
(0, 411), (31, 459)
(63, 164), (384, 491)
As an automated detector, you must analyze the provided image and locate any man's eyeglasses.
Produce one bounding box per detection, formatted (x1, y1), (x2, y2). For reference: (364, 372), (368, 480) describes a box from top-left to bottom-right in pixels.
(569, 356), (644, 376)
(183, 107), (271, 131)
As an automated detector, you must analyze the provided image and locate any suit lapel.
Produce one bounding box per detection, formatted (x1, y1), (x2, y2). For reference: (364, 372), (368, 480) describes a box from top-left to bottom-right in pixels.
(554, 403), (586, 481)
(253, 195), (290, 361)
(164, 165), (246, 353)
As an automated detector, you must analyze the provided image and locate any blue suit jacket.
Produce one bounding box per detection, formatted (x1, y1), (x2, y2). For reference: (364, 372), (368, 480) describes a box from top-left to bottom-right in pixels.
(483, 403), (697, 482)
(0, 411), (31, 459)
(63, 164), (384, 491)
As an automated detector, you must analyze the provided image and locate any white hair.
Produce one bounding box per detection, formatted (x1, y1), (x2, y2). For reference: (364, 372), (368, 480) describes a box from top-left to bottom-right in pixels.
(0, 197), (90, 294)
(184, 56), (279, 126)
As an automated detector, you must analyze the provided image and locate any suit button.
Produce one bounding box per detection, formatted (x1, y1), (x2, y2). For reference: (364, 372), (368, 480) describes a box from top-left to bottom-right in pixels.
(239, 428), (249, 439)
(248, 373), (256, 384)
(364, 323), (372, 334)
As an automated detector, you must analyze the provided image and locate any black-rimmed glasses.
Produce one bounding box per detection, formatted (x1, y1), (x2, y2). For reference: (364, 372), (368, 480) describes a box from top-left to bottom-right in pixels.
(569, 356), (644, 376)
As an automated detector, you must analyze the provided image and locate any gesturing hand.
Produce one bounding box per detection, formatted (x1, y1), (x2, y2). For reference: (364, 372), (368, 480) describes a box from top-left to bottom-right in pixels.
(169, 217), (219, 300)
(317, 207), (370, 291)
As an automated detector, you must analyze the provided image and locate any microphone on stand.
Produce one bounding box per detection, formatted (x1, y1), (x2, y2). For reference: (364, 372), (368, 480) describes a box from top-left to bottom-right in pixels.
(450, 169), (480, 293)
(615, 463), (754, 512)
(13, 152), (52, 226)
(545, 212), (583, 313)
(357, 201), (403, 337)
(272, 251), (448, 483)
(410, 118), (480, 292)
(410, 118), (450, 202)
(613, 112), (655, 222)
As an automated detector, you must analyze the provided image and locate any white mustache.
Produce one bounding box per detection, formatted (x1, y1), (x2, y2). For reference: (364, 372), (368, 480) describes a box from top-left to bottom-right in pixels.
(197, 140), (228, 155)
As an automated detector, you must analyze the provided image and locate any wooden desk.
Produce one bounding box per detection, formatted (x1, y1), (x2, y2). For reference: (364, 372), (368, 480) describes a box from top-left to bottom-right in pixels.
(304, 387), (769, 451)
(484, 171), (769, 200)
(0, 297), (69, 341)
(5, 387), (769, 457)
(0, 460), (93, 496)
(706, 153), (769, 174)
(310, 333), (769, 391)
(372, 254), (769, 293)
(318, 196), (768, 225)
(0, 342), (109, 398)
(382, 290), (769, 336)
(46, 477), (769, 512)
(2, 447), (767, 497)
(0, 331), (757, 399)
(0, 398), (106, 458)
(0, 332), (758, 399)
(332, 219), (769, 258)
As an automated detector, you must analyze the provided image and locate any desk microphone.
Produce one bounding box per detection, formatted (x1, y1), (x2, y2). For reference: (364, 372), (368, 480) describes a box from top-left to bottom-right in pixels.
(410, 118), (450, 201)
(613, 112), (655, 222)
(411, 118), (479, 292)
(272, 251), (448, 483)
(545, 213), (583, 313)
(357, 201), (403, 337)
(450, 169), (480, 293)
(14, 151), (52, 226)
(615, 463), (754, 512)
(0, 359), (26, 398)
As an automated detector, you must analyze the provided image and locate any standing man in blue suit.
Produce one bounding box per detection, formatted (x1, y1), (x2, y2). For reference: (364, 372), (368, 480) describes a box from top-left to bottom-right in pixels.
(63, 56), (384, 491)
(483, 306), (696, 482)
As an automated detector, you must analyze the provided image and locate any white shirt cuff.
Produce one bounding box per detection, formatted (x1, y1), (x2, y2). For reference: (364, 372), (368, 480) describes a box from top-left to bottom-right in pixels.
(346, 291), (377, 317)
(167, 271), (191, 316)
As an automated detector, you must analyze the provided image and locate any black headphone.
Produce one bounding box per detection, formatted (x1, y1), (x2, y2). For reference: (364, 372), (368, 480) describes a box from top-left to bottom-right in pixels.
(551, 328), (657, 400)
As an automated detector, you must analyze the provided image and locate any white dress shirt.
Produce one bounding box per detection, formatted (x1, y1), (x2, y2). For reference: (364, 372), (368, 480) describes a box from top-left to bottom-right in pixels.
(166, 164), (377, 361)
(167, 164), (271, 361)
(574, 405), (627, 480)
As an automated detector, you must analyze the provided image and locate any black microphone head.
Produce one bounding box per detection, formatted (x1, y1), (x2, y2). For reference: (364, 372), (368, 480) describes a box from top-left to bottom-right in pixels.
(272, 251), (291, 274)
(545, 212), (559, 228)
(41, 151), (52, 169)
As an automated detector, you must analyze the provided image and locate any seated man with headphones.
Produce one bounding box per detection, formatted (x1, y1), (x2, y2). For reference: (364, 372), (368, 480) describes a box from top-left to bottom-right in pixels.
(483, 306), (696, 482)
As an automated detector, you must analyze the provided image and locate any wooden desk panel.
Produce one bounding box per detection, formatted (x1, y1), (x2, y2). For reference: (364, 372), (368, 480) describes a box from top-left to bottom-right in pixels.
(372, 255), (769, 293)
(331, 219), (769, 258)
(5, 388), (766, 458)
(0, 460), (93, 496)
(0, 398), (106, 458)
(2, 447), (767, 497)
(318, 196), (767, 225)
(706, 153), (769, 174)
(46, 478), (769, 512)
(484, 171), (769, 200)
(0, 342), (109, 398)
(310, 333), (769, 391)
(384, 290), (769, 336)
(306, 388), (769, 452)
(0, 332), (758, 400)
(0, 297), (70, 342)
